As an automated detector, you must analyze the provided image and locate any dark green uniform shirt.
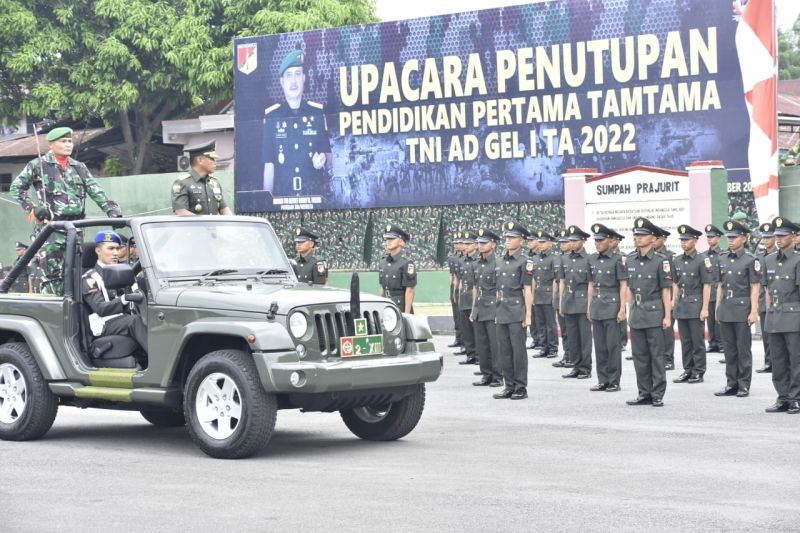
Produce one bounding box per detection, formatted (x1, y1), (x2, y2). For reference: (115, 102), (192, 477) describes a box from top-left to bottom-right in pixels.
(296, 254), (328, 285)
(472, 253), (497, 322)
(378, 252), (416, 310)
(495, 249), (533, 324)
(762, 250), (800, 333)
(758, 249), (774, 313)
(627, 249), (672, 329)
(560, 249), (590, 315)
(171, 169), (229, 215)
(458, 253), (478, 311)
(716, 247), (759, 322)
(588, 250), (627, 320)
(703, 245), (723, 303)
(532, 250), (558, 305)
(672, 249), (712, 319)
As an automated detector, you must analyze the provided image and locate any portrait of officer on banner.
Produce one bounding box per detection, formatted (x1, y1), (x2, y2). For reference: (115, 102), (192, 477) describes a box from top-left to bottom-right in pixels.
(262, 48), (332, 199)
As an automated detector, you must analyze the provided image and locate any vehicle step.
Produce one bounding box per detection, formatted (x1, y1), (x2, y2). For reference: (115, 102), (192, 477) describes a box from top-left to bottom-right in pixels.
(88, 368), (136, 388)
(74, 386), (133, 402)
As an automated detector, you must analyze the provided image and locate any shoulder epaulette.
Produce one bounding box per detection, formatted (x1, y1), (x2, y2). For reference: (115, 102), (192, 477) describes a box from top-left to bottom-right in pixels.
(264, 103), (281, 115)
(307, 101), (324, 110)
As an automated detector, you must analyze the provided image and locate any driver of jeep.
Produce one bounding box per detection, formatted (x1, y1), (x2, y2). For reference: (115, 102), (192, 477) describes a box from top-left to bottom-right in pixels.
(82, 231), (148, 361)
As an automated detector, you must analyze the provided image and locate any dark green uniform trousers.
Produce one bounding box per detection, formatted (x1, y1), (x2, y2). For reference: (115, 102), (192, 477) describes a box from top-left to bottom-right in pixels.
(677, 318), (706, 377)
(497, 322), (527, 389)
(459, 309), (476, 359)
(770, 332), (800, 401)
(534, 303), (558, 354)
(663, 318), (675, 366)
(557, 312), (570, 362)
(565, 313), (592, 374)
(759, 312), (771, 367)
(592, 318), (621, 386)
(631, 326), (666, 399)
(719, 321), (752, 391)
(474, 319), (501, 381)
(450, 291), (462, 344)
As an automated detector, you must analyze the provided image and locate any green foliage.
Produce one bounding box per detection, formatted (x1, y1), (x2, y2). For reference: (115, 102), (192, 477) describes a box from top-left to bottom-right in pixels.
(102, 154), (123, 176)
(0, 0), (377, 173)
(779, 15), (800, 80)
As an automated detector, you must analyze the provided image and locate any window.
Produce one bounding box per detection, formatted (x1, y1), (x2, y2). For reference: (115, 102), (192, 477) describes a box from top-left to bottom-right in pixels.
(0, 173), (11, 193)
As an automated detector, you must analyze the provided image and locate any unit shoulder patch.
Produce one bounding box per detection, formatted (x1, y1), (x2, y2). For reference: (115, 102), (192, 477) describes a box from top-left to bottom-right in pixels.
(407, 262), (415, 275)
(663, 260), (670, 273)
(754, 260), (761, 272)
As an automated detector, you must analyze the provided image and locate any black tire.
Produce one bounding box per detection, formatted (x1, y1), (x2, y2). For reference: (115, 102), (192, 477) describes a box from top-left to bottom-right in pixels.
(183, 349), (276, 459)
(0, 342), (58, 441)
(340, 383), (426, 441)
(140, 408), (185, 427)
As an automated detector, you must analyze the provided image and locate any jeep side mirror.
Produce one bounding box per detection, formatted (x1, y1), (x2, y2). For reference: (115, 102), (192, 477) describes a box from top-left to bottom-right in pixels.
(101, 263), (136, 290)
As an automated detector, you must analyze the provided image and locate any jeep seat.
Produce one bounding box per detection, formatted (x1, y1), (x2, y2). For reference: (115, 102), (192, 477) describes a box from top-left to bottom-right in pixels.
(80, 242), (140, 369)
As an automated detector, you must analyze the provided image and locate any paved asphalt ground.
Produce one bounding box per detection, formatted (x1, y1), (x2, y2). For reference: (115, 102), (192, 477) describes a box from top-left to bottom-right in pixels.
(2, 336), (798, 532)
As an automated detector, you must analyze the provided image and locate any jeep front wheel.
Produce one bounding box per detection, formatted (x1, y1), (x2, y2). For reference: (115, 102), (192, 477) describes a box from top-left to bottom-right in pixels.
(340, 383), (426, 441)
(0, 342), (58, 441)
(183, 349), (276, 459)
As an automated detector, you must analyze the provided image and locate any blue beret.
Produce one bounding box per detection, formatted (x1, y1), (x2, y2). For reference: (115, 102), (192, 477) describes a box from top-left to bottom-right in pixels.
(279, 50), (304, 76)
(95, 231), (122, 245)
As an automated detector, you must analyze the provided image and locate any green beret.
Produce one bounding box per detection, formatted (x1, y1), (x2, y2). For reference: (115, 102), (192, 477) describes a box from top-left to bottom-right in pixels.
(46, 127), (73, 142)
(732, 211), (747, 221)
(279, 50), (304, 76)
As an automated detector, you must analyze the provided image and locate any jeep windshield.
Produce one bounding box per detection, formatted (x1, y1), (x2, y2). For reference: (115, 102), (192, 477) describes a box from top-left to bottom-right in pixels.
(141, 220), (294, 280)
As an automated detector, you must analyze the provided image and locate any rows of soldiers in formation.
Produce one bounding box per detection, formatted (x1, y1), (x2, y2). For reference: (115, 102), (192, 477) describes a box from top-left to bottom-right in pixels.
(446, 216), (800, 414)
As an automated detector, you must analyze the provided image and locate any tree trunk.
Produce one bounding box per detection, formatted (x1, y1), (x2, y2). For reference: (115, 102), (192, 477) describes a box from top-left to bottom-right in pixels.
(118, 102), (177, 175)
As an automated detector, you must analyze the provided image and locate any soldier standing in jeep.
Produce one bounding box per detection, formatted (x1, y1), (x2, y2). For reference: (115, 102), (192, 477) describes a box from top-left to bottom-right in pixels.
(9, 127), (122, 295)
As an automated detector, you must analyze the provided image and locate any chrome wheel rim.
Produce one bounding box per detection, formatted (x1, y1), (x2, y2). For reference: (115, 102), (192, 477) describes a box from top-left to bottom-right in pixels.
(352, 404), (392, 423)
(0, 363), (27, 424)
(195, 372), (242, 440)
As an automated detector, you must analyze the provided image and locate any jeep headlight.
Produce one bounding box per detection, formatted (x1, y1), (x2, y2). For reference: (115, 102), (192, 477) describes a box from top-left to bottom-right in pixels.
(288, 311), (309, 338)
(382, 306), (401, 333)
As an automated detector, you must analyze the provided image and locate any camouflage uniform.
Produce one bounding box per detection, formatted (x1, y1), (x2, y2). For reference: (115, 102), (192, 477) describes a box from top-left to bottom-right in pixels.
(10, 152), (121, 295)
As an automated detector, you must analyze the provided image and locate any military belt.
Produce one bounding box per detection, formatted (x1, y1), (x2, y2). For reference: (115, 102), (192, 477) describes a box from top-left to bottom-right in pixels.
(54, 214), (85, 221)
(633, 294), (661, 306)
(725, 290), (750, 299)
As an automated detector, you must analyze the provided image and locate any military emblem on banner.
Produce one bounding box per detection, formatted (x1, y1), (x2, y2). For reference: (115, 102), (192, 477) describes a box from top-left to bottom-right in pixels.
(237, 42), (257, 75)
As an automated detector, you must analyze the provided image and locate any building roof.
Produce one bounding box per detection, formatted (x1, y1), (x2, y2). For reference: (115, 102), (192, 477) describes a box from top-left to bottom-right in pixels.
(0, 128), (108, 158)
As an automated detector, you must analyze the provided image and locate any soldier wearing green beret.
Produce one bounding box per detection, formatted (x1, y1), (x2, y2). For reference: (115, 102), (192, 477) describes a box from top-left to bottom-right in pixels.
(172, 140), (232, 216)
(10, 127), (122, 295)
(262, 49), (331, 198)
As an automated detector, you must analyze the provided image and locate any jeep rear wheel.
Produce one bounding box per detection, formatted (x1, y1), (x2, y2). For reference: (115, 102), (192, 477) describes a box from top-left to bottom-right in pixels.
(183, 349), (276, 459)
(140, 408), (185, 427)
(0, 342), (58, 441)
(340, 383), (426, 441)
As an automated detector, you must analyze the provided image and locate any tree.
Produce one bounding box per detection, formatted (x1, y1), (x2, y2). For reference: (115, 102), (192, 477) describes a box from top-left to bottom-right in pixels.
(0, 0), (377, 174)
(779, 14), (800, 80)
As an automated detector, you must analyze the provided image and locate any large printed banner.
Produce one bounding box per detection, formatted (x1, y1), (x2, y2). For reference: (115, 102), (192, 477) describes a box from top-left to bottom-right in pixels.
(234, 1), (754, 213)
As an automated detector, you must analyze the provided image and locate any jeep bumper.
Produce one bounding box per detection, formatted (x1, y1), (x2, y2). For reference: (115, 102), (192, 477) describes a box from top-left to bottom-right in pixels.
(252, 343), (443, 394)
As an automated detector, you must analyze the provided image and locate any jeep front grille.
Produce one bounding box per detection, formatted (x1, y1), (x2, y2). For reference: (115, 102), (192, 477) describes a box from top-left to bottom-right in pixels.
(314, 310), (382, 357)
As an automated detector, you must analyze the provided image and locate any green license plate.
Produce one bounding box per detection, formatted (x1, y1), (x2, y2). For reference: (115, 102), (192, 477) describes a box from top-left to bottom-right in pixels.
(340, 334), (384, 357)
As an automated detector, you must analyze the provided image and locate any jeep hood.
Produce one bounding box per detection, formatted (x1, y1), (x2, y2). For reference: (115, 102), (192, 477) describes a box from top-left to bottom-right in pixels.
(157, 283), (391, 313)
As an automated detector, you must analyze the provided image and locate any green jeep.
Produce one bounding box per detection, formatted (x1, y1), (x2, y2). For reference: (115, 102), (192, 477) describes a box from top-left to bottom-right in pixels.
(0, 216), (442, 458)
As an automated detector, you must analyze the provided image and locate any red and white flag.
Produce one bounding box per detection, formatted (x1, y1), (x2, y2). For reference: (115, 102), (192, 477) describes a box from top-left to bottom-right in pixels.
(735, 0), (778, 220)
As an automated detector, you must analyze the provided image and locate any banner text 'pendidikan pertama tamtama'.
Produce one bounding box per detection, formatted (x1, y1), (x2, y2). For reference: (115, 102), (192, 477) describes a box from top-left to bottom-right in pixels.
(233, 1), (753, 213)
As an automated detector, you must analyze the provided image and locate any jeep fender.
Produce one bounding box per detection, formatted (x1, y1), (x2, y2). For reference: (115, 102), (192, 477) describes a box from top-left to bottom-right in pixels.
(0, 316), (66, 380)
(166, 319), (295, 386)
(402, 313), (432, 341)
